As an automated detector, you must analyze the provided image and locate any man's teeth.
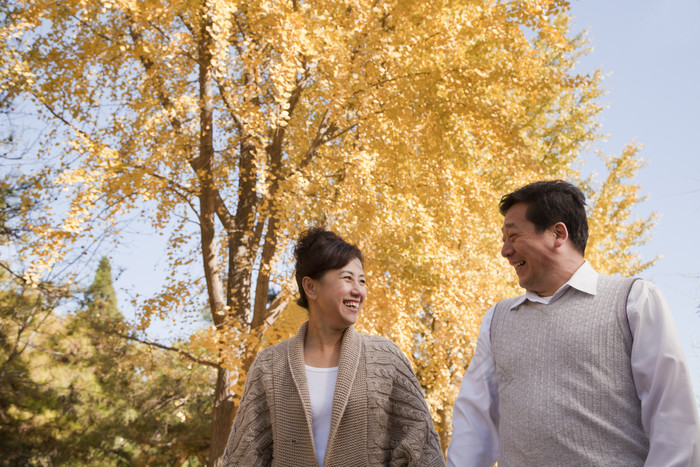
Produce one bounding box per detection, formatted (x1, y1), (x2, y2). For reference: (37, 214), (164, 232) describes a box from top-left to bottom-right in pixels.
(343, 301), (359, 308)
(514, 261), (525, 269)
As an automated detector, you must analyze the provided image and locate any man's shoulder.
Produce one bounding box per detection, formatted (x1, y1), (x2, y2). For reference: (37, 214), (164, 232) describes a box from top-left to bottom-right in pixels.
(596, 273), (641, 295)
(597, 273), (638, 283)
(493, 294), (526, 312)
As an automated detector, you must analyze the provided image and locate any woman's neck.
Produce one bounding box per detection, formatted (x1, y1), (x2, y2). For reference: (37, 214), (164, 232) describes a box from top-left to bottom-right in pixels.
(304, 319), (344, 368)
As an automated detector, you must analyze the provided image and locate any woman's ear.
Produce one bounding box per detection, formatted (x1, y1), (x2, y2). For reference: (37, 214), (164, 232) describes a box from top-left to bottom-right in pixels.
(302, 276), (317, 301)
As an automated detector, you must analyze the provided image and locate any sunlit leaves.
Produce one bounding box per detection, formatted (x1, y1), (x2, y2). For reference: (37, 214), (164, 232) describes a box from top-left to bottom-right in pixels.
(1, 0), (654, 452)
(581, 145), (657, 276)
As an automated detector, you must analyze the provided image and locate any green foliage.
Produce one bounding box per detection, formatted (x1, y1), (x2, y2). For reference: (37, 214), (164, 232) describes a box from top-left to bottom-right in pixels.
(0, 186), (24, 244)
(0, 257), (215, 466)
(86, 256), (120, 320)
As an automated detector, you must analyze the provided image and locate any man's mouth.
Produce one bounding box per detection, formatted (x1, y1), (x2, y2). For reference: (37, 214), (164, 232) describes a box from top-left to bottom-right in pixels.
(513, 261), (525, 270)
(343, 300), (360, 309)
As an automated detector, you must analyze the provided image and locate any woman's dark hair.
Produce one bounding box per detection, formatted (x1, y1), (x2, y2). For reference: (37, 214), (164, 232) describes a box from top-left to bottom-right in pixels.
(294, 228), (363, 309)
(499, 180), (589, 255)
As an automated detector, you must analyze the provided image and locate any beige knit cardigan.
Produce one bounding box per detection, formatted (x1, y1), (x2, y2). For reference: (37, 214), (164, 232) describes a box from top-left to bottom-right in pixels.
(223, 322), (445, 466)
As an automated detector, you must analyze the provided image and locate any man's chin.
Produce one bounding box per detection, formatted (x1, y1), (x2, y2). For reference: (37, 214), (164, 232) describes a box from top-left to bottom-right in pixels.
(517, 277), (530, 291)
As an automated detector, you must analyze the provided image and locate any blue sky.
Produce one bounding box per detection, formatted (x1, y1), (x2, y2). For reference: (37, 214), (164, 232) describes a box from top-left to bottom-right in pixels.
(569, 0), (700, 398)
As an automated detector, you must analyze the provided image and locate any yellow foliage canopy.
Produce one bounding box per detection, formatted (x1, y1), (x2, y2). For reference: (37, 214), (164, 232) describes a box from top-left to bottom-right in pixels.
(1, 0), (654, 456)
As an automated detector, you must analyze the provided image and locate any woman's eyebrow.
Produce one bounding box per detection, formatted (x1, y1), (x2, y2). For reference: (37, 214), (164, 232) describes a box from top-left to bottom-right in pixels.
(340, 270), (365, 278)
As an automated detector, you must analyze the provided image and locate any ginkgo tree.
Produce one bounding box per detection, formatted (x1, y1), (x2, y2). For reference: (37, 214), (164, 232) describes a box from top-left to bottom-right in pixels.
(1, 0), (654, 462)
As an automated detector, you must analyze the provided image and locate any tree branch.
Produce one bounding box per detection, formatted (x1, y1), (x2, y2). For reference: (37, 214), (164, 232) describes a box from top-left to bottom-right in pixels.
(101, 328), (221, 369)
(136, 166), (199, 213)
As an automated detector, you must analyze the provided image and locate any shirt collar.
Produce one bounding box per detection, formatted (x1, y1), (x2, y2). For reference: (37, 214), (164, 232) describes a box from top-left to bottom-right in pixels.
(508, 260), (598, 309)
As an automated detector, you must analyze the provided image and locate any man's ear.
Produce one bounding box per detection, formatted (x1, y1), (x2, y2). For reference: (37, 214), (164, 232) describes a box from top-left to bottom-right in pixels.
(302, 276), (317, 301)
(552, 222), (569, 248)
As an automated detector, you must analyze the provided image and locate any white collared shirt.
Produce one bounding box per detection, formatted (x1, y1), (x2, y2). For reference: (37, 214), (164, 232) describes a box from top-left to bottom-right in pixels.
(446, 261), (700, 467)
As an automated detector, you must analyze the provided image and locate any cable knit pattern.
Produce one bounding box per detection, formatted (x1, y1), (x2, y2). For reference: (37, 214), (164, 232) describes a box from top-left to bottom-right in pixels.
(223, 322), (444, 466)
(490, 274), (648, 466)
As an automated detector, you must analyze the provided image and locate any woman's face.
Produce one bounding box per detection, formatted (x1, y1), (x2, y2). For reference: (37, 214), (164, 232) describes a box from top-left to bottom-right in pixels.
(307, 258), (366, 330)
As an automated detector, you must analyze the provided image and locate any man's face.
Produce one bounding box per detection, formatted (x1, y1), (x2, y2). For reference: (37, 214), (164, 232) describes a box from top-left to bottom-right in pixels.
(501, 203), (561, 297)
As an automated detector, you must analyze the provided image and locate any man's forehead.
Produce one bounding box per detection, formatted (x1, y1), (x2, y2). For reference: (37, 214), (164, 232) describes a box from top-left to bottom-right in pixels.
(502, 208), (533, 233)
(503, 204), (528, 223)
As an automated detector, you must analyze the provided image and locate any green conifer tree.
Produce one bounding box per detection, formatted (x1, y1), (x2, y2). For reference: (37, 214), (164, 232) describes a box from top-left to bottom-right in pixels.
(86, 257), (120, 321)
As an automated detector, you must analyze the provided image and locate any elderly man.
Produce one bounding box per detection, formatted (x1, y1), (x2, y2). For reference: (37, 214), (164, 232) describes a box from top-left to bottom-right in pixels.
(447, 180), (699, 466)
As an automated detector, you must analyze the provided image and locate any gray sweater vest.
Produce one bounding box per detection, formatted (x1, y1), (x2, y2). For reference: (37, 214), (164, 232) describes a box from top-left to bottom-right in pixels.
(490, 275), (649, 466)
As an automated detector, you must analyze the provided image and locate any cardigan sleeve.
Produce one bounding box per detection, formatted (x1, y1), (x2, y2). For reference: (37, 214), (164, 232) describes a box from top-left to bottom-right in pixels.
(223, 352), (273, 466)
(388, 346), (446, 467)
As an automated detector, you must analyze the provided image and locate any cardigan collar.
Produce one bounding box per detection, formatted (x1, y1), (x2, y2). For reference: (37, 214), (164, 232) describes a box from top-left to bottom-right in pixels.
(287, 321), (362, 457)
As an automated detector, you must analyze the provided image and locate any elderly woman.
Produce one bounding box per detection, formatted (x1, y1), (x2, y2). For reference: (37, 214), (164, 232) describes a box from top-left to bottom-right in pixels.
(224, 228), (444, 466)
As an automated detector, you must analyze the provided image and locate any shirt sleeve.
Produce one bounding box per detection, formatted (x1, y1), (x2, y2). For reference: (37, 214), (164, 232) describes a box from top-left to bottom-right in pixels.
(627, 280), (700, 467)
(446, 306), (499, 467)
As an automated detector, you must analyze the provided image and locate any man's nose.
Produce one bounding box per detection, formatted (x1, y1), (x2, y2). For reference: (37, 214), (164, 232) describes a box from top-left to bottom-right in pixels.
(501, 241), (513, 258)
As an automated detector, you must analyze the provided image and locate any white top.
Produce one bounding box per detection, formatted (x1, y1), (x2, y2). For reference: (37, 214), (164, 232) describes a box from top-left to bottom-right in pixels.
(305, 365), (338, 467)
(446, 261), (700, 467)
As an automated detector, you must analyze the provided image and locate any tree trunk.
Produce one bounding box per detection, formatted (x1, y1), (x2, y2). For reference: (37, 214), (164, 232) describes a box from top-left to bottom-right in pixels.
(209, 366), (236, 466)
(191, 7), (236, 465)
(437, 406), (449, 457)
